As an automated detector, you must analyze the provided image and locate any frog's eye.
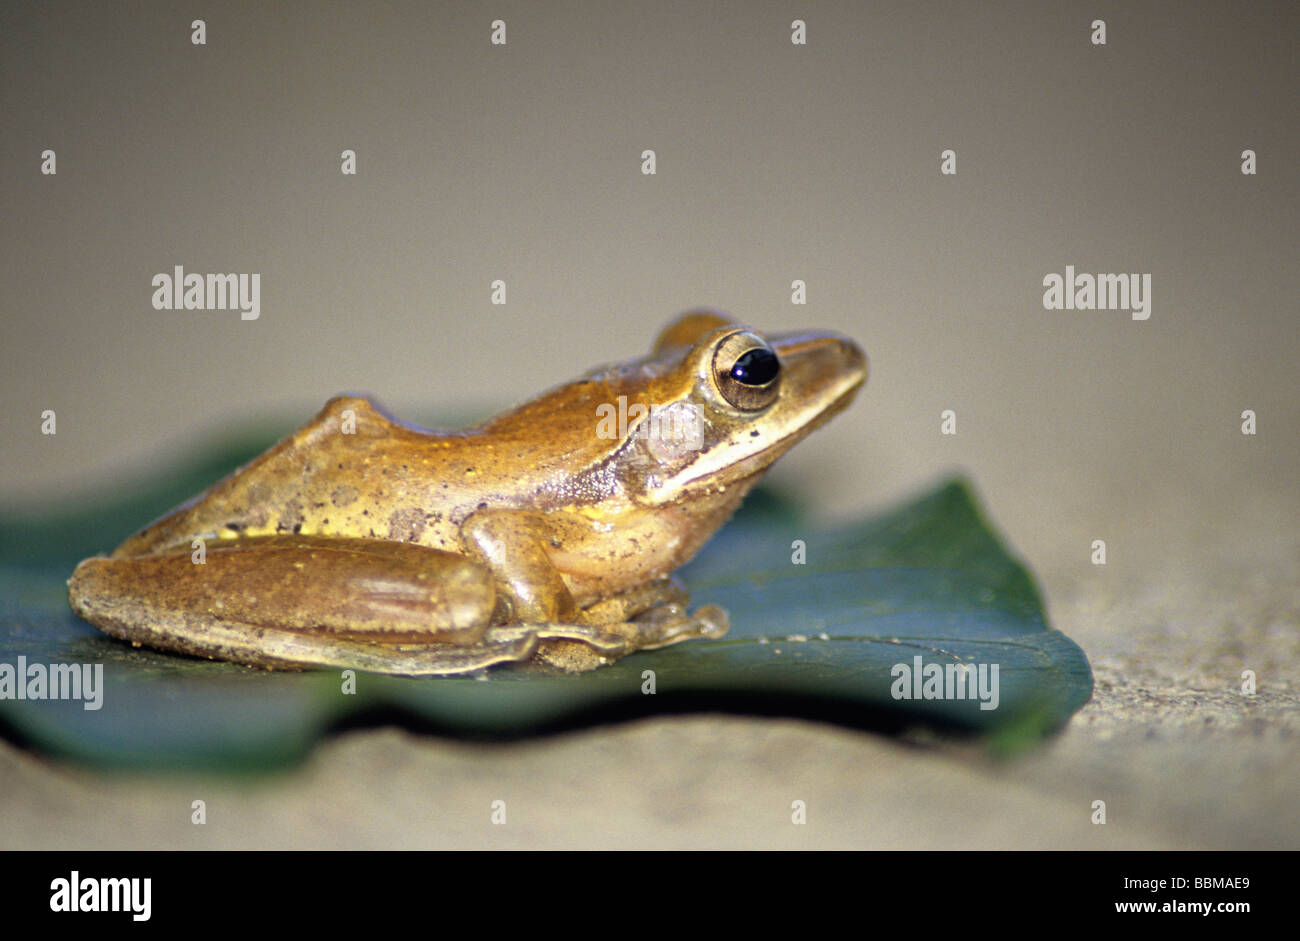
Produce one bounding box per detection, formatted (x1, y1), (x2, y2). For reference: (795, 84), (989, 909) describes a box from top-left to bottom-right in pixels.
(712, 331), (781, 411)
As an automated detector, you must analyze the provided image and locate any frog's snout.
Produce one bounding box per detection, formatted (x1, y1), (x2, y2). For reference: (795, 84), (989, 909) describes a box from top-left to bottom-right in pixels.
(831, 333), (868, 391)
(771, 328), (868, 413)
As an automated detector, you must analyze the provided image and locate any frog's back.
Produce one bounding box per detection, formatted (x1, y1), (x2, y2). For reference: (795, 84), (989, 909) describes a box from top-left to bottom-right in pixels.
(111, 396), (472, 557)
(110, 387), (635, 559)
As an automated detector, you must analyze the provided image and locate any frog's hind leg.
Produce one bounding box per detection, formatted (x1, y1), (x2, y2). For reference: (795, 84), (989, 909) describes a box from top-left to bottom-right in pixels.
(68, 535), (533, 675)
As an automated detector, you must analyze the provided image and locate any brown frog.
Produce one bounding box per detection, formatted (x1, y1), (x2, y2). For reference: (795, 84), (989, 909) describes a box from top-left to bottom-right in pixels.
(68, 310), (866, 674)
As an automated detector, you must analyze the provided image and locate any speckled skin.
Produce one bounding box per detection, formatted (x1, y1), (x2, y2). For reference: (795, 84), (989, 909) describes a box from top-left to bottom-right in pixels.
(68, 310), (866, 675)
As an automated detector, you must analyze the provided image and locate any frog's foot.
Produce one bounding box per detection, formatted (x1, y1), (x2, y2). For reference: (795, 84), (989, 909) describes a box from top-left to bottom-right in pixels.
(526, 602), (730, 673)
(576, 575), (691, 624)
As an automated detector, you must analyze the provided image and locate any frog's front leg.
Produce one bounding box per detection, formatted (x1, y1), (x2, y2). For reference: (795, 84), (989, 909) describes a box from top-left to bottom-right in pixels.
(526, 597), (730, 672)
(459, 509), (580, 623)
(577, 574), (690, 624)
(578, 574), (728, 647)
(539, 593), (731, 674)
(558, 576), (729, 666)
(459, 511), (728, 672)
(67, 535), (538, 675)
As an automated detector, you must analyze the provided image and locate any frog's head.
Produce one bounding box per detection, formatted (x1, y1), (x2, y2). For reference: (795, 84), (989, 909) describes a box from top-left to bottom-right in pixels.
(608, 309), (867, 505)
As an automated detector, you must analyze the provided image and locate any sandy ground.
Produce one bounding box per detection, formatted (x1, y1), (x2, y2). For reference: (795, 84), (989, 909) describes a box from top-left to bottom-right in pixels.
(2, 467), (1295, 850)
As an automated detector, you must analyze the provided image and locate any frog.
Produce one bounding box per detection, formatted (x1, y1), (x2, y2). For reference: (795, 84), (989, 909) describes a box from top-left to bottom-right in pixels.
(68, 309), (867, 675)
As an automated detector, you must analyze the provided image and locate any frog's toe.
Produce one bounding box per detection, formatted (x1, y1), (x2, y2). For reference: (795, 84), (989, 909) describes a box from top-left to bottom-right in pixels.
(626, 601), (729, 646)
(529, 637), (614, 673)
(690, 604), (730, 639)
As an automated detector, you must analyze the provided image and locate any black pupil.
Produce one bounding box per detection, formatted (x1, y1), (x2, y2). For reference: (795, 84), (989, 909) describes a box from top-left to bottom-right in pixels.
(730, 348), (779, 386)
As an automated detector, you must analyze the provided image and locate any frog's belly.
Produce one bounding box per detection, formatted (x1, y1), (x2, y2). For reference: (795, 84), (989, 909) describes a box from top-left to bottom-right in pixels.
(545, 503), (726, 606)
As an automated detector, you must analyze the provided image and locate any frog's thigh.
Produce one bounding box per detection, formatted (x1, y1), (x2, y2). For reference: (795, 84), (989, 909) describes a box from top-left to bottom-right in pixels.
(69, 536), (505, 670)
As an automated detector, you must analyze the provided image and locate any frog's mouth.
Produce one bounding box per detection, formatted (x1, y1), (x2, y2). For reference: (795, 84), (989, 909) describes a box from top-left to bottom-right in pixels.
(644, 330), (867, 500)
(709, 368), (864, 481)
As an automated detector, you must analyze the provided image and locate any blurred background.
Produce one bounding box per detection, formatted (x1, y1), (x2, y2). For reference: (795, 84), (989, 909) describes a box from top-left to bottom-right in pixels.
(1, 0), (1296, 848)
(3, 0), (1294, 530)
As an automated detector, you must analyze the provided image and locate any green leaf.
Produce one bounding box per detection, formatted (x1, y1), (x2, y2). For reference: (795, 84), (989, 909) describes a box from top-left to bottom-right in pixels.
(0, 431), (1092, 771)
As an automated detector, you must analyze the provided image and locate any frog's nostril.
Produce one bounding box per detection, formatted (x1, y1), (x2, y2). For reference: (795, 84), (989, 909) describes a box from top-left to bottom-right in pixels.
(844, 340), (867, 375)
